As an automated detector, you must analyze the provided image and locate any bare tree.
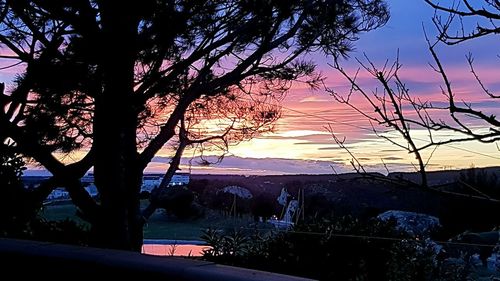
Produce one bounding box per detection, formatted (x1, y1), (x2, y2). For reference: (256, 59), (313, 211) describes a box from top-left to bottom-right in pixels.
(330, 55), (434, 187)
(419, 1), (500, 144)
(330, 0), (499, 187)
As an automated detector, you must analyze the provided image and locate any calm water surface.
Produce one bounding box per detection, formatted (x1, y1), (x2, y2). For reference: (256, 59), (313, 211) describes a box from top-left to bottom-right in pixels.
(141, 240), (210, 257)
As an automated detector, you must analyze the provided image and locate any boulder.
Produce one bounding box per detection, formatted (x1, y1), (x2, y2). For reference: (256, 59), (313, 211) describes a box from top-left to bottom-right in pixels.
(378, 210), (441, 237)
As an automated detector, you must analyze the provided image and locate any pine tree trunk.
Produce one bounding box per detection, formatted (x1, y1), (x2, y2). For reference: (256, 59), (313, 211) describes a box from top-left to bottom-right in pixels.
(91, 6), (142, 251)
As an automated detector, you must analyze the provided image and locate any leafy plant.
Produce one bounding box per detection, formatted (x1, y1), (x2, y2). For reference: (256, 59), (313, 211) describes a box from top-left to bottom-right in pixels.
(201, 228), (249, 259)
(201, 228), (224, 258)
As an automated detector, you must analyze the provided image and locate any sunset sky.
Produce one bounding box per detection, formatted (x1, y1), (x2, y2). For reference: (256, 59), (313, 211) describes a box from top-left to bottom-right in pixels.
(156, 0), (500, 175)
(5, 1), (500, 176)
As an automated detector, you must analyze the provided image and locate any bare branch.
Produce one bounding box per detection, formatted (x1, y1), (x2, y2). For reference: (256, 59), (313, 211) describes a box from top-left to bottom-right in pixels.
(466, 53), (498, 98)
(331, 55), (429, 187)
(425, 0), (500, 44)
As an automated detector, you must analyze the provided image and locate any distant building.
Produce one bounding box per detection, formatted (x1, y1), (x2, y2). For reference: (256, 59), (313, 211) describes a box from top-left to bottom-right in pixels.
(169, 173), (190, 186)
(46, 188), (69, 200)
(45, 184), (98, 202)
(141, 173), (190, 192)
(28, 172), (190, 201)
(142, 175), (162, 192)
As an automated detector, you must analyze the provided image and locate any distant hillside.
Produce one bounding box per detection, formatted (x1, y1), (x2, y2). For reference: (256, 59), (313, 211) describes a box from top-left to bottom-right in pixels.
(389, 166), (500, 186)
(21, 166), (500, 234)
(22, 166), (500, 188)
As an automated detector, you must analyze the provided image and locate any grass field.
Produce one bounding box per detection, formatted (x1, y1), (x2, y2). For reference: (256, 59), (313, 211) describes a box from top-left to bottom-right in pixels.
(40, 202), (82, 220)
(39, 200), (259, 240)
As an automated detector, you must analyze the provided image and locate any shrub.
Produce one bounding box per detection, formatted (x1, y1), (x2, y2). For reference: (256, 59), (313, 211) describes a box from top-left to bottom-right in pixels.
(201, 215), (445, 280)
(0, 143), (32, 236)
(155, 186), (201, 219)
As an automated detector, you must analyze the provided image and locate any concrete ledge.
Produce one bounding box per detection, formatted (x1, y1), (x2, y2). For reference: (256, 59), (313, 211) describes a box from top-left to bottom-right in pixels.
(0, 238), (314, 280)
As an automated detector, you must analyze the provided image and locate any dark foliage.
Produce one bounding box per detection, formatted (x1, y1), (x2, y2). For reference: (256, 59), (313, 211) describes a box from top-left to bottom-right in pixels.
(459, 168), (500, 199)
(0, 143), (31, 235)
(386, 239), (444, 281)
(435, 168), (500, 235)
(250, 194), (277, 222)
(154, 186), (200, 219)
(439, 195), (500, 235)
(139, 190), (151, 200)
(21, 219), (90, 246)
(201, 214), (480, 280)
(304, 192), (336, 219)
(283, 180), (303, 196)
(202, 216), (410, 280)
(188, 179), (209, 195)
(212, 191), (252, 217)
(447, 230), (499, 267)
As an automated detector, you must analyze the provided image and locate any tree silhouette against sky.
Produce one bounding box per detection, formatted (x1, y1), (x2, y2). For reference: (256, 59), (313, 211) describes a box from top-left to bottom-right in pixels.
(331, 0), (499, 187)
(0, 0), (388, 250)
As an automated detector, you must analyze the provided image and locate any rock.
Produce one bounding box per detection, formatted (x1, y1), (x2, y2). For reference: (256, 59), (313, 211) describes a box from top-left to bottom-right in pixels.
(487, 253), (499, 271)
(218, 185), (253, 199)
(378, 210), (441, 237)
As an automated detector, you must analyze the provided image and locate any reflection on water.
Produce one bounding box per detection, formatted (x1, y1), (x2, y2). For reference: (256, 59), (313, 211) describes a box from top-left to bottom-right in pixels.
(141, 243), (210, 257)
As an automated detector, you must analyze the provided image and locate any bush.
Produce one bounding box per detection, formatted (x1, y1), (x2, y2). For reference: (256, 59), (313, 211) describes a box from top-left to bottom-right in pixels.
(387, 239), (441, 281)
(201, 215), (444, 280)
(439, 195), (500, 235)
(201, 214), (482, 280)
(139, 190), (150, 199)
(459, 168), (500, 199)
(250, 194), (276, 222)
(155, 186), (201, 219)
(27, 218), (90, 246)
(0, 143), (32, 236)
